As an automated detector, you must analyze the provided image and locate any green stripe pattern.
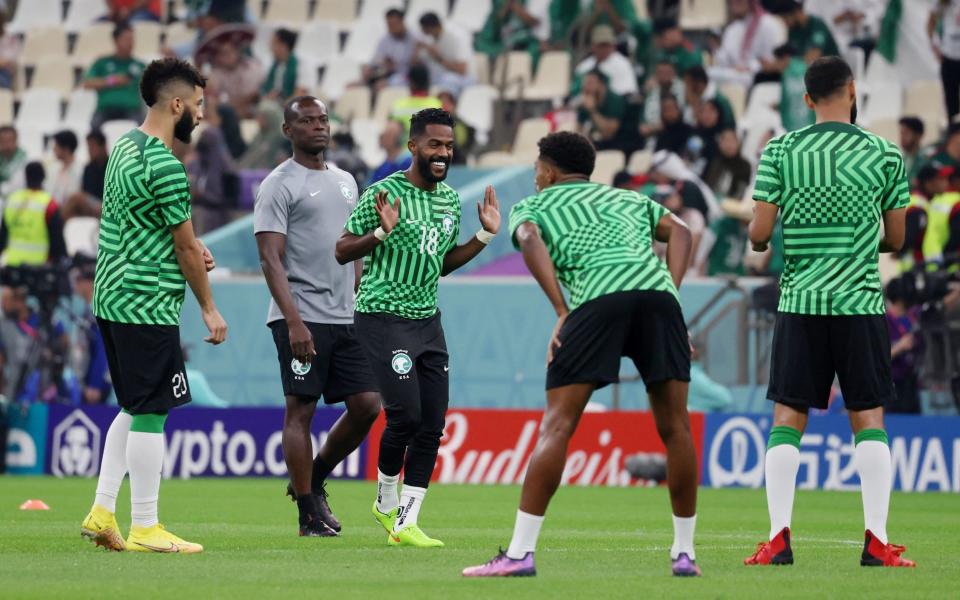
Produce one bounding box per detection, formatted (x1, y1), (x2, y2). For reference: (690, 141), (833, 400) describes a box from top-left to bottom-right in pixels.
(753, 122), (910, 316)
(345, 171), (461, 320)
(507, 181), (677, 309)
(93, 129), (192, 326)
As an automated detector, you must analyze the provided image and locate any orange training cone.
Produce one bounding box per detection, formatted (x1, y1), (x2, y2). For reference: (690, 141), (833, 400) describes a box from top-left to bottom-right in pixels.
(19, 499), (50, 510)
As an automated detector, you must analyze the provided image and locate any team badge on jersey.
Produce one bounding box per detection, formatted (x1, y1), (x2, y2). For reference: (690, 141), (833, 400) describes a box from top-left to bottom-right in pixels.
(291, 358), (311, 376)
(442, 215), (454, 235)
(391, 352), (413, 375)
(339, 181), (354, 200)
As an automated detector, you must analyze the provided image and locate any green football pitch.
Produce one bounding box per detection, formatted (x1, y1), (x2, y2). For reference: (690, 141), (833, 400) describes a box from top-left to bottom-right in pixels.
(1, 477), (956, 599)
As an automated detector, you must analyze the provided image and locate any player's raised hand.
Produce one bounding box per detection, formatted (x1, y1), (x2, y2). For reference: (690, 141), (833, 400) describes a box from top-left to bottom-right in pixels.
(546, 312), (567, 366)
(288, 320), (316, 365)
(478, 185), (501, 234)
(375, 190), (401, 233)
(196, 239), (215, 272)
(202, 307), (228, 345)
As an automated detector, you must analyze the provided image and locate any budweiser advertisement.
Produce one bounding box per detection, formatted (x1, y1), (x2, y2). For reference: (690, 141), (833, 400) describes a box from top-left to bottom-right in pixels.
(365, 409), (705, 486)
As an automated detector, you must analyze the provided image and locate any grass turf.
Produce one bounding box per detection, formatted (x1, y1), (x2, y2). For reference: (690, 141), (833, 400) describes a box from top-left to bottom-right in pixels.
(0, 477), (956, 599)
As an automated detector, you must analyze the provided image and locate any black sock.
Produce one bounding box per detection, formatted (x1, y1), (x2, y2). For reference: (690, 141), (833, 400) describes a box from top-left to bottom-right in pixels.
(312, 456), (334, 491)
(296, 493), (319, 522)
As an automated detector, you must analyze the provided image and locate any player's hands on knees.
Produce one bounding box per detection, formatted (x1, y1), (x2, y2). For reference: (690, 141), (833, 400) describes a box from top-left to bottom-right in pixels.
(288, 320), (316, 364)
(202, 307), (228, 345)
(478, 185), (501, 234)
(375, 190), (401, 233)
(546, 312), (568, 366)
(197, 239), (215, 272)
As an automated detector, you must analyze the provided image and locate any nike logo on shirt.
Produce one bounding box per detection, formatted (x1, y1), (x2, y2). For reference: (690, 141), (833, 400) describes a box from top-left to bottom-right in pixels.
(310, 190), (322, 197)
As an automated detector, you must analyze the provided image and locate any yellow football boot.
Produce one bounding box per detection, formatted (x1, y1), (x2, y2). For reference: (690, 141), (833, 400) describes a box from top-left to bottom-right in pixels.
(80, 505), (125, 552)
(125, 523), (203, 554)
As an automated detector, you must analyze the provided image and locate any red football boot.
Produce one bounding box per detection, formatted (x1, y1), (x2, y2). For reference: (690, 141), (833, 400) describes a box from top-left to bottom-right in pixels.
(861, 530), (916, 567)
(744, 527), (794, 565)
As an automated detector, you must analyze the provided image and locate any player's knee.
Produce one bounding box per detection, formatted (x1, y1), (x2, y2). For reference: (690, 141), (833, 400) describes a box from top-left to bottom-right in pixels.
(348, 394), (381, 426)
(385, 411), (421, 438)
(540, 413), (578, 442)
(656, 414), (690, 444)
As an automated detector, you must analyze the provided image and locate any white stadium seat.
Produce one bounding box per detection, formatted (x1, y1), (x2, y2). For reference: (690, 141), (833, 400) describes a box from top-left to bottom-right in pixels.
(524, 51), (571, 101)
(8, 0), (62, 34)
(314, 0), (358, 27)
(350, 118), (387, 167)
(101, 119), (139, 149)
(494, 51), (533, 99)
(0, 89), (13, 124)
(334, 86), (372, 122)
(62, 89), (98, 131)
(63, 216), (100, 258)
(319, 57), (362, 102)
(342, 19), (385, 66)
(21, 26), (68, 66)
(295, 21), (340, 67)
(16, 88), (63, 134)
(73, 23), (116, 68)
(263, 0), (310, 25)
(451, 0), (493, 34)
(63, 0), (109, 33)
(457, 84), (497, 145)
(512, 117), (550, 158)
(30, 60), (77, 96)
(592, 150), (626, 186)
(133, 22), (164, 58)
(371, 86), (407, 123)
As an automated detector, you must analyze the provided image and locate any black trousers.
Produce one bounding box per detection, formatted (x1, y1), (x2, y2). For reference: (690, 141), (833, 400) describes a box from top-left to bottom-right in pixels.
(354, 311), (449, 488)
(941, 57), (960, 124)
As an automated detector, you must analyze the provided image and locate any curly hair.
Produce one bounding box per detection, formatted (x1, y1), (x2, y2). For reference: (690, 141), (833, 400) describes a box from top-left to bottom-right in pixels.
(139, 58), (206, 107)
(537, 131), (596, 177)
(409, 108), (455, 138)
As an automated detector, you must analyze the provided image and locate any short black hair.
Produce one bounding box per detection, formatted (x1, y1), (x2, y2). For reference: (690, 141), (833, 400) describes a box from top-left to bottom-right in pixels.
(947, 122), (960, 140)
(139, 57), (206, 107)
(419, 12), (441, 28)
(773, 43), (797, 59)
(409, 108), (454, 138)
(916, 164), (942, 184)
(283, 95), (323, 123)
(899, 116), (924, 136)
(653, 17), (679, 35)
(768, 0), (803, 16)
(408, 63), (430, 92)
(885, 277), (908, 304)
(274, 28), (298, 52)
(804, 55), (853, 103)
(612, 170), (633, 188)
(661, 93), (680, 108)
(537, 131), (596, 177)
(684, 65), (708, 85)
(53, 129), (78, 153)
(0, 124), (16, 137)
(86, 129), (106, 146)
(25, 161), (44, 188)
(386, 8), (404, 19)
(112, 21), (132, 40)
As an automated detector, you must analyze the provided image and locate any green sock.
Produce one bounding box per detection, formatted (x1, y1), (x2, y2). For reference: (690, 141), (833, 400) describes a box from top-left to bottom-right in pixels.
(129, 412), (167, 434)
(854, 429), (888, 445)
(767, 425), (802, 449)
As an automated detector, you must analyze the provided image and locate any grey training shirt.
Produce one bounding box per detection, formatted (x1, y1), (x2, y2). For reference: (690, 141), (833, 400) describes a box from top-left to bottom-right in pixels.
(253, 159), (359, 325)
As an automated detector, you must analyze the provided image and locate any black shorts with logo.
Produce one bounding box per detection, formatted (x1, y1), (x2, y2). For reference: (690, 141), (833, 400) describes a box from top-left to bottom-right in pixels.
(96, 317), (191, 415)
(269, 320), (379, 403)
(766, 313), (895, 411)
(546, 290), (691, 390)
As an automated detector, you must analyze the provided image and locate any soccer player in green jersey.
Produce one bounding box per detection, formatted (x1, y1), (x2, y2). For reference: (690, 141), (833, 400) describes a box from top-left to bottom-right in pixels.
(744, 56), (915, 568)
(80, 58), (228, 554)
(463, 131), (702, 578)
(336, 108), (500, 548)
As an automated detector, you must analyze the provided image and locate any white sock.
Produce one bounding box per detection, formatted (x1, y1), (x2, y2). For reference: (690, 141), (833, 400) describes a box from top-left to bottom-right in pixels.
(127, 431), (164, 528)
(765, 444), (800, 540)
(93, 411), (132, 513)
(376, 470), (400, 513)
(855, 440), (891, 544)
(671, 514), (697, 560)
(395, 485), (426, 531)
(506, 510), (545, 559)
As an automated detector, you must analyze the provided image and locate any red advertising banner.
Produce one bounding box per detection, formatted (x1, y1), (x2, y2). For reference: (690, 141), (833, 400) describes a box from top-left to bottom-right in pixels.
(365, 409), (704, 486)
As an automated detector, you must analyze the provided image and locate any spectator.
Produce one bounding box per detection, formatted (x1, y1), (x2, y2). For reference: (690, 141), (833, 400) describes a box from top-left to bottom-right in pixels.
(703, 128), (753, 200)
(437, 89), (475, 163)
(81, 130), (109, 201)
(655, 94), (693, 155)
(0, 11), (21, 89)
(364, 8), (418, 89)
(0, 286), (70, 404)
(899, 116), (926, 185)
(208, 43), (264, 118)
(884, 277), (922, 414)
(326, 132), (368, 190)
(641, 60), (684, 136)
(416, 12), (475, 97)
(930, 0), (960, 123)
(237, 101), (288, 170)
(704, 211), (749, 276)
(577, 70), (626, 149)
(897, 164), (945, 272)
(72, 261), (111, 404)
(0, 125), (26, 194)
(820, 0), (884, 60)
(0, 162), (66, 266)
(187, 109), (237, 235)
(476, 0), (550, 63)
(690, 100), (725, 169)
(650, 172), (706, 272)
(84, 22), (146, 129)
(683, 65), (736, 129)
(772, 0), (839, 62)
(711, 0), (785, 88)
(390, 64), (442, 135)
(368, 120), (412, 185)
(773, 44), (814, 132)
(927, 122), (960, 172)
(651, 17), (702, 76)
(261, 28), (299, 102)
(572, 25), (638, 97)
(922, 166), (960, 262)
(549, 0), (638, 47)
(47, 131), (83, 206)
(104, 0), (162, 23)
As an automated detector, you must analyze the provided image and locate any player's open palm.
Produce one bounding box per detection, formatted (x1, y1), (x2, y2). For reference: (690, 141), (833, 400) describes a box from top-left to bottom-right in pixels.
(375, 190), (401, 233)
(478, 185), (501, 234)
(203, 307), (228, 345)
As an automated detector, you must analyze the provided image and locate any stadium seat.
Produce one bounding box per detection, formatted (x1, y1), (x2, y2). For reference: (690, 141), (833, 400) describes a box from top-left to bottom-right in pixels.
(524, 51), (571, 101)
(30, 60), (77, 96)
(904, 80), (947, 144)
(867, 118), (899, 144)
(73, 23), (116, 68)
(250, 23), (278, 68)
(101, 119), (139, 148)
(473, 52), (491, 86)
(63, 0), (108, 33)
(318, 57), (362, 102)
(335, 86), (372, 121)
(16, 125), (48, 159)
(263, 0), (310, 25)
(450, 0), (492, 34)
(315, 0), (358, 27)
(371, 86), (407, 123)
(16, 88), (63, 133)
(295, 21), (340, 67)
(246, 0), (264, 20)
(592, 150), (626, 185)
(493, 52), (533, 98)
(457, 84), (497, 145)
(7, 0), (62, 34)
(0, 89), (13, 124)
(239, 118), (259, 144)
(719, 83), (746, 123)
(350, 117), (387, 167)
(297, 58), (322, 92)
(627, 149), (653, 174)
(744, 82), (781, 117)
(476, 151), (516, 167)
(21, 26), (69, 66)
(164, 21), (197, 49)
(357, 0), (395, 25)
(62, 88), (98, 131)
(862, 83), (903, 126)
(512, 117), (550, 158)
(63, 216), (100, 258)
(133, 22), (163, 58)
(680, 0), (727, 30)
(342, 19), (386, 65)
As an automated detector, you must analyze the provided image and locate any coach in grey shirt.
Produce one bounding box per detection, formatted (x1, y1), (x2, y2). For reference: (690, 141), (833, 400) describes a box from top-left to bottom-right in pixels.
(253, 96), (380, 538)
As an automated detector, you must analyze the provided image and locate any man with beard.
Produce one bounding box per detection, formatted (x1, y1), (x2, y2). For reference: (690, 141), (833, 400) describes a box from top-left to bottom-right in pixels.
(254, 96), (381, 537)
(80, 58), (228, 554)
(335, 108), (500, 547)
